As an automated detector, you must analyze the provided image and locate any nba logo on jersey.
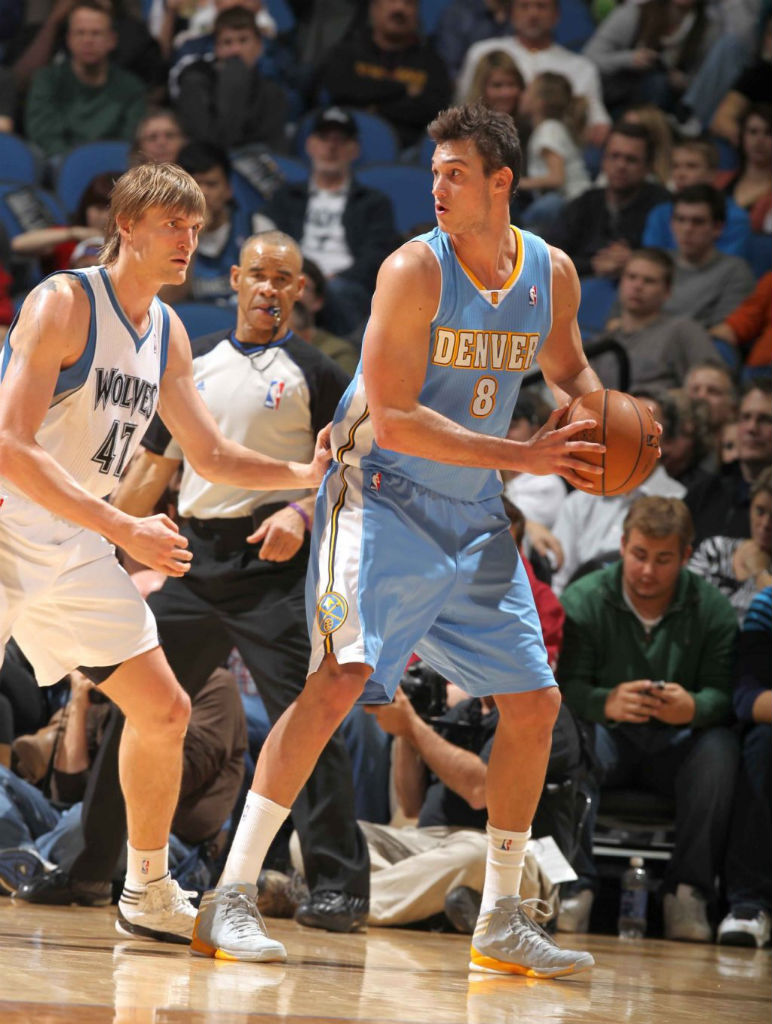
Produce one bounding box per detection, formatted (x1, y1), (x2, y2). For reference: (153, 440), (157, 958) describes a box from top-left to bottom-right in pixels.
(370, 472), (382, 492)
(529, 285), (538, 307)
(264, 380), (286, 409)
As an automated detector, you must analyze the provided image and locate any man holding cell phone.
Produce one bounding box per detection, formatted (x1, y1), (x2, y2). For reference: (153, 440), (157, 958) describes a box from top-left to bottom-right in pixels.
(556, 495), (740, 944)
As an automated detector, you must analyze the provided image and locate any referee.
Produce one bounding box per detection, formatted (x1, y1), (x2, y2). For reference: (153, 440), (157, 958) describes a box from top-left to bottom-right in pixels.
(114, 230), (369, 931)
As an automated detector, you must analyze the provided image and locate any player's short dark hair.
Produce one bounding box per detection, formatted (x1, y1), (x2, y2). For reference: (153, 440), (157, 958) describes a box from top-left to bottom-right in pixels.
(214, 5), (260, 37)
(625, 247), (674, 288)
(672, 183), (726, 224)
(607, 121), (654, 166)
(177, 141), (232, 179)
(428, 102), (522, 195)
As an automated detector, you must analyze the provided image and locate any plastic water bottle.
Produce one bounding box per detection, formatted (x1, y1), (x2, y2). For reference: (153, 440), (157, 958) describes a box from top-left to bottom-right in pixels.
(618, 856), (648, 939)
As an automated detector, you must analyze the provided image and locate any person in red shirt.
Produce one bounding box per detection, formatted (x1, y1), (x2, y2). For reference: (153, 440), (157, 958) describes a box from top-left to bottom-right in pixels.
(710, 272), (772, 367)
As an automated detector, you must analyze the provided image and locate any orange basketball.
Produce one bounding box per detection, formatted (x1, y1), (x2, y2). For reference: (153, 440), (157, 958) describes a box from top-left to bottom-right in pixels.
(557, 389), (660, 496)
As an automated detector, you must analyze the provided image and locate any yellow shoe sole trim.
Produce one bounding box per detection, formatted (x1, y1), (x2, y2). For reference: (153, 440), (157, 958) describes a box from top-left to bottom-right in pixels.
(190, 936), (216, 957)
(469, 948), (584, 979)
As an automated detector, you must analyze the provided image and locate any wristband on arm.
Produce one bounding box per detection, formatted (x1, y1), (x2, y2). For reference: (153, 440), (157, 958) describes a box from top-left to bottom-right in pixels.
(288, 501), (311, 531)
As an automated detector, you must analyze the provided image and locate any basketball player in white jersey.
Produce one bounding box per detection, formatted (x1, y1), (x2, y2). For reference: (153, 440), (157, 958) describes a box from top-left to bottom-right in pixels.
(192, 105), (608, 976)
(0, 162), (331, 943)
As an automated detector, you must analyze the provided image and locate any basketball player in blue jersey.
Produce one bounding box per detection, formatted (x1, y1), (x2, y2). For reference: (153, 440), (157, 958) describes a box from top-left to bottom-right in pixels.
(192, 104), (603, 976)
(0, 162), (331, 945)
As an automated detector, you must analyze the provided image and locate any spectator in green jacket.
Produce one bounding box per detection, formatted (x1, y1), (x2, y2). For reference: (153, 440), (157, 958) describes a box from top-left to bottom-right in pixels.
(556, 495), (739, 944)
(24, 1), (146, 161)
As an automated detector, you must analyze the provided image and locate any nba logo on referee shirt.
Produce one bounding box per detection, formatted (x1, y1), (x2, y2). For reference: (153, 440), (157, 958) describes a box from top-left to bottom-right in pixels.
(264, 380), (285, 409)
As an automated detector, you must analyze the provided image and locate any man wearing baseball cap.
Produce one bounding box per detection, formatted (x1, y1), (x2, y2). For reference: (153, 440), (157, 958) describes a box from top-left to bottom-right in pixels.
(261, 106), (398, 336)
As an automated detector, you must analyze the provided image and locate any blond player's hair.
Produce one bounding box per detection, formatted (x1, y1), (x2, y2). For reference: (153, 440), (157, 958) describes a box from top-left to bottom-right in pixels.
(100, 162), (205, 265)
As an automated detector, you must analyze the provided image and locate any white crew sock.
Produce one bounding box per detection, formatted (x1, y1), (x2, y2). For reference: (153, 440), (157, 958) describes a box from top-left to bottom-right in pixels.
(479, 823), (531, 915)
(218, 790), (290, 887)
(125, 843), (168, 888)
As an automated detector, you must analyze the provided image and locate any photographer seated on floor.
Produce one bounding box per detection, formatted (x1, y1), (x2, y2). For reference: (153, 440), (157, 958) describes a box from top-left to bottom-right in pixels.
(284, 659), (593, 933)
(0, 665), (246, 904)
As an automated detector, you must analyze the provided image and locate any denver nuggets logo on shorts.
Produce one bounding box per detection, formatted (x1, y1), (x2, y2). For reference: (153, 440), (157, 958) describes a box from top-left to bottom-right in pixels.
(317, 591), (348, 635)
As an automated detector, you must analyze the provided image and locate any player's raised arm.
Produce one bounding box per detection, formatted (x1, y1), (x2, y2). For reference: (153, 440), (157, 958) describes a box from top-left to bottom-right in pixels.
(362, 242), (602, 481)
(156, 309), (331, 490)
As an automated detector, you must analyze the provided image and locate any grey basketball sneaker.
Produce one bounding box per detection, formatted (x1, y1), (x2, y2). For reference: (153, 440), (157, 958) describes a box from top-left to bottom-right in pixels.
(116, 873), (197, 944)
(469, 896), (595, 979)
(190, 882), (288, 962)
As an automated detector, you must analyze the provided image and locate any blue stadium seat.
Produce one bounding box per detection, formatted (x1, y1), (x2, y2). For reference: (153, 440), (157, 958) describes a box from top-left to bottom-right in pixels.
(577, 275), (617, 339)
(0, 181), (67, 238)
(420, 0), (452, 36)
(554, 0), (596, 52)
(743, 364), (772, 385)
(746, 233), (772, 279)
(709, 336), (742, 374)
(582, 144), (603, 181)
(356, 164), (435, 235)
(0, 134), (43, 184)
(416, 133), (435, 168)
(270, 154), (309, 185)
(229, 151), (308, 221)
(230, 169), (265, 221)
(712, 136), (739, 172)
(294, 110), (400, 168)
(264, 0), (295, 34)
(173, 302), (236, 341)
(56, 141), (130, 216)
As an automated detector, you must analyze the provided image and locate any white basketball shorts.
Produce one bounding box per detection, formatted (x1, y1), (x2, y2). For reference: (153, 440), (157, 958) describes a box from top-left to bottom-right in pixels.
(0, 492), (159, 685)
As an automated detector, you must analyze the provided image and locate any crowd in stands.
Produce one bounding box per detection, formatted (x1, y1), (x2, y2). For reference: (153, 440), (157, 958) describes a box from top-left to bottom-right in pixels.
(0, 0), (770, 948)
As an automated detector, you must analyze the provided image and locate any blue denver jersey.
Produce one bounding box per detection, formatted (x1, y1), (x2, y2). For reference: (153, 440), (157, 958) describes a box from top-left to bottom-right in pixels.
(329, 225), (553, 501)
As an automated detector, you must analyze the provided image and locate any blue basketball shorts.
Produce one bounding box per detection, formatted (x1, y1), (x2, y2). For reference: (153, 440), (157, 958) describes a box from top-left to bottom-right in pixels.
(306, 464), (556, 704)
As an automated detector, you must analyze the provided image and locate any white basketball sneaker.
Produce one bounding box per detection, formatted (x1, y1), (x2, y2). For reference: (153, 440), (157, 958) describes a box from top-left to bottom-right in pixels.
(190, 882), (288, 962)
(116, 873), (197, 944)
(470, 896), (595, 979)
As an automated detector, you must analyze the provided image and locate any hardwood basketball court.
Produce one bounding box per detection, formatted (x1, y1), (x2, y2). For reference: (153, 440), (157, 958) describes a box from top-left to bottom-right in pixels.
(1, 901), (769, 1023)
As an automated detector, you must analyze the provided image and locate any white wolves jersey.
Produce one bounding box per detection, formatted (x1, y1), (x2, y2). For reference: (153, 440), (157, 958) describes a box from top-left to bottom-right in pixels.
(0, 266), (169, 500)
(330, 225), (553, 501)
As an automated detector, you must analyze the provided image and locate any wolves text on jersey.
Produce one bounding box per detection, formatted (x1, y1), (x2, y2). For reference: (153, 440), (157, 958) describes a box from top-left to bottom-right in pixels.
(431, 328), (539, 373)
(93, 367), (159, 421)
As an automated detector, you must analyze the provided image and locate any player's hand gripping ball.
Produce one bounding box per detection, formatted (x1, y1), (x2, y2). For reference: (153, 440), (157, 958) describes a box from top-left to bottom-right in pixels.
(557, 389), (660, 496)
